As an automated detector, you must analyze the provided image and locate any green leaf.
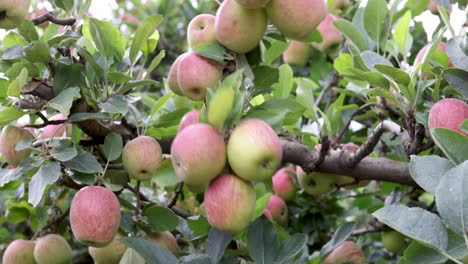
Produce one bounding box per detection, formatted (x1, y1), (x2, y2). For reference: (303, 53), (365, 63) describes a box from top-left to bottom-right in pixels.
(0, 167), (25, 187)
(23, 41), (51, 64)
(130, 15), (164, 64)
(48, 87), (81, 116)
(263, 37), (288, 66)
(431, 128), (468, 165)
(53, 0), (74, 12)
(320, 222), (357, 257)
(345, 68), (389, 88)
(248, 218), (280, 264)
(272, 64), (294, 99)
(120, 248), (146, 264)
(373, 205), (448, 251)
(50, 141), (78, 162)
(186, 215), (211, 238)
(360, 51), (393, 72)
(0, 107), (26, 126)
(147, 51), (166, 75)
(103, 133), (123, 161)
(68, 112), (111, 122)
(150, 93), (173, 116)
(52, 64), (84, 95)
(446, 35), (468, 71)
(28, 162), (62, 207)
(120, 237), (179, 264)
(252, 66), (279, 88)
(374, 64), (411, 86)
(153, 159), (180, 187)
(363, 0), (388, 42)
(444, 68), (468, 99)
(192, 42), (226, 63)
(207, 228), (233, 264)
(62, 150), (104, 174)
(108, 72), (132, 84)
(333, 19), (367, 52)
(333, 53), (354, 75)
(409, 155), (454, 195)
(118, 80), (159, 94)
(179, 254), (211, 264)
(86, 18), (126, 61)
(252, 193), (272, 220)
(274, 233), (308, 264)
(99, 95), (129, 115)
(142, 205), (179, 232)
(393, 11), (412, 55)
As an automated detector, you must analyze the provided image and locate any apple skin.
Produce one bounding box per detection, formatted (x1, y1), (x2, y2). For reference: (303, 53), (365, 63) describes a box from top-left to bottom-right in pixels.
(171, 123), (226, 185)
(263, 194), (288, 225)
(0, 0), (30, 30)
(187, 14), (217, 49)
(323, 241), (366, 264)
(167, 53), (187, 96)
(70, 186), (121, 247)
(34, 234), (72, 264)
(205, 174), (256, 234)
(235, 0), (271, 9)
(145, 231), (181, 255)
(266, 0), (327, 40)
(122, 136), (163, 181)
(296, 166), (338, 196)
(342, 142), (360, 153)
(272, 167), (297, 201)
(208, 86), (235, 130)
(382, 230), (406, 253)
(89, 234), (127, 264)
(414, 42), (452, 67)
(177, 110), (200, 134)
(0, 125), (34, 165)
(428, 98), (468, 136)
(313, 14), (342, 50)
(215, 0), (267, 53)
(329, 0), (348, 10)
(2, 239), (36, 264)
(282, 40), (311, 66)
(39, 114), (72, 139)
(227, 119), (282, 182)
(177, 51), (223, 101)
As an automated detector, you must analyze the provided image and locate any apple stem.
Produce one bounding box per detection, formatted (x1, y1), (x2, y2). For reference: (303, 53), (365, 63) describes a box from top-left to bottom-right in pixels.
(167, 182), (184, 208)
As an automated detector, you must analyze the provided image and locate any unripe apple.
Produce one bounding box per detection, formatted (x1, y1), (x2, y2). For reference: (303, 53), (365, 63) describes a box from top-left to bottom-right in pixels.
(313, 14), (342, 50)
(342, 142), (360, 153)
(266, 0), (327, 40)
(89, 234), (127, 264)
(272, 167), (296, 201)
(39, 114), (72, 139)
(34, 234), (72, 264)
(187, 14), (217, 49)
(0, 125), (34, 165)
(235, 0), (271, 9)
(215, 0), (267, 53)
(0, 0), (30, 30)
(122, 136), (163, 180)
(177, 110), (200, 133)
(282, 41), (311, 66)
(263, 194), (288, 225)
(205, 174), (256, 234)
(323, 241), (366, 264)
(382, 230), (406, 253)
(414, 42), (452, 67)
(227, 119), (282, 182)
(177, 51), (223, 101)
(208, 86), (235, 129)
(145, 231), (180, 255)
(428, 98), (468, 136)
(296, 166), (337, 196)
(2, 239), (36, 264)
(167, 53), (187, 96)
(70, 186), (121, 247)
(171, 124), (226, 185)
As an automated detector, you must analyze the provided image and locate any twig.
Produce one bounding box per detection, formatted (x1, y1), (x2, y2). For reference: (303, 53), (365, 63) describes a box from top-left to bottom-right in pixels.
(135, 181), (141, 219)
(31, 208), (70, 240)
(312, 136), (330, 170)
(167, 182), (184, 208)
(315, 71), (339, 107)
(14, 100), (47, 110)
(32, 12), (76, 26)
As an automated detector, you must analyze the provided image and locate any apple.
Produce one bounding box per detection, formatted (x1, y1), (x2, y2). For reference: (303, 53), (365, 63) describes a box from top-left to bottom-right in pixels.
(235, 0), (271, 9)
(382, 230), (406, 253)
(272, 167), (297, 201)
(2, 239), (36, 264)
(145, 231), (180, 255)
(167, 53), (187, 96)
(313, 14), (342, 50)
(34, 234), (72, 264)
(70, 186), (121, 247)
(0, 0), (30, 30)
(342, 142), (360, 153)
(122, 136), (163, 181)
(428, 98), (467, 136)
(263, 194), (288, 225)
(266, 0), (327, 40)
(177, 110), (200, 133)
(215, 0), (267, 53)
(329, 0), (348, 10)
(296, 166), (337, 196)
(171, 123), (226, 185)
(205, 174), (256, 234)
(282, 40), (311, 66)
(208, 86), (235, 130)
(185, 182), (206, 194)
(39, 114), (72, 139)
(0, 125), (34, 165)
(89, 234), (127, 264)
(414, 42), (452, 67)
(120, 12), (140, 26)
(177, 51), (223, 101)
(187, 14), (217, 49)
(227, 119), (282, 182)
(323, 241), (366, 264)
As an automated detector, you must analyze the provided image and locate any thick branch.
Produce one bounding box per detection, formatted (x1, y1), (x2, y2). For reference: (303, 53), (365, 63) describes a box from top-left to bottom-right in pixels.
(32, 12), (76, 26)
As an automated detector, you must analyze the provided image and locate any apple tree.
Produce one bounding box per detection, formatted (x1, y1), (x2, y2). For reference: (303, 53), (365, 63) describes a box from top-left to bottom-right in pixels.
(0, 0), (467, 263)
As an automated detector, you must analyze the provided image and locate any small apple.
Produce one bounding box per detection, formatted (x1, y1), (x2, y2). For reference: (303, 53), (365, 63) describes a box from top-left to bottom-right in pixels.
(89, 234), (127, 264)
(382, 230), (406, 253)
(296, 166), (337, 196)
(167, 53), (187, 96)
(0, 0), (30, 30)
(177, 110), (200, 133)
(266, 0), (327, 40)
(313, 14), (342, 50)
(227, 119), (282, 182)
(208, 86), (235, 130)
(2, 239), (36, 264)
(263, 194), (288, 225)
(145, 231), (180, 255)
(215, 0), (267, 53)
(205, 174), (256, 234)
(282, 40), (311, 66)
(177, 51), (223, 101)
(0, 125), (34, 165)
(342, 142), (360, 153)
(34, 234), (72, 264)
(235, 0), (271, 9)
(122, 136), (163, 180)
(187, 14), (217, 49)
(272, 167), (297, 201)
(171, 124), (226, 185)
(70, 186), (121, 247)
(428, 98), (467, 136)
(323, 241), (366, 264)
(39, 114), (72, 139)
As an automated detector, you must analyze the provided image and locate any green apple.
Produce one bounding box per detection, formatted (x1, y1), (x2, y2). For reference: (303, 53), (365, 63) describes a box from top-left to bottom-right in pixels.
(208, 86), (235, 130)
(282, 40), (311, 66)
(2, 239), (36, 264)
(34, 234), (72, 264)
(145, 232), (180, 255)
(122, 136), (163, 181)
(89, 234), (127, 264)
(0, 125), (34, 165)
(0, 0), (30, 30)
(296, 166), (337, 196)
(235, 0), (271, 9)
(382, 230), (406, 253)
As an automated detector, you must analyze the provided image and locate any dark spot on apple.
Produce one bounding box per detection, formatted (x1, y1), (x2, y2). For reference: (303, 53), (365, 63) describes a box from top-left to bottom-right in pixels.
(0, 11), (6, 20)
(261, 160), (271, 169)
(140, 169), (147, 174)
(199, 25), (205, 30)
(307, 178), (317, 187)
(191, 88), (201, 95)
